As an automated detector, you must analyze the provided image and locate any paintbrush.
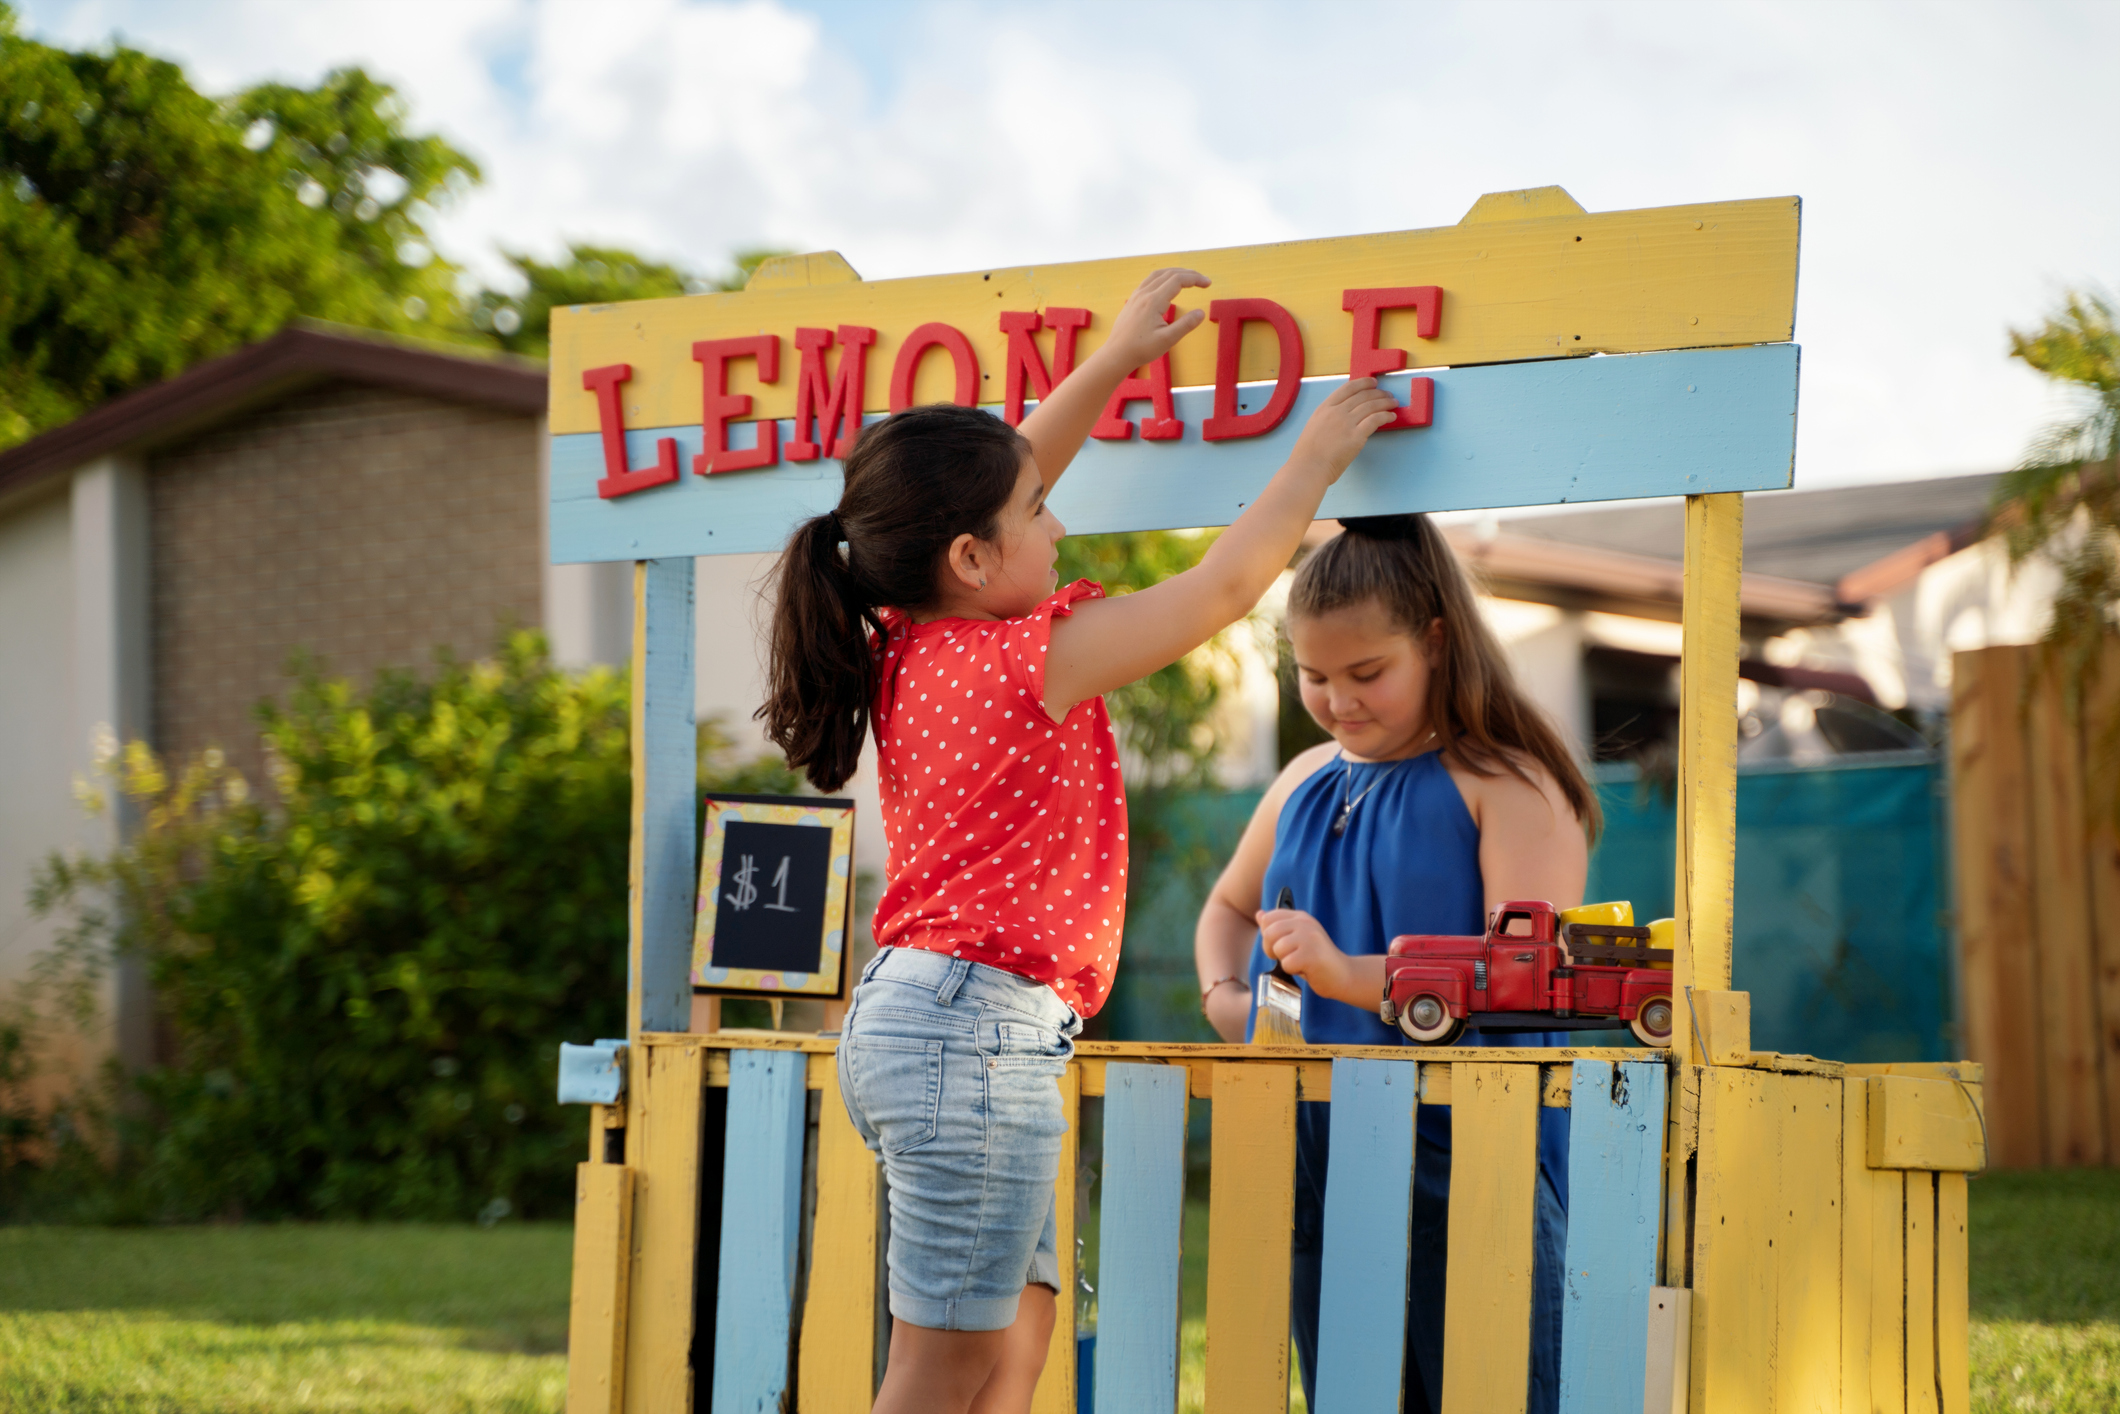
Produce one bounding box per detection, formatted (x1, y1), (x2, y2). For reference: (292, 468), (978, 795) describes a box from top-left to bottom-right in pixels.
(1252, 885), (1307, 1046)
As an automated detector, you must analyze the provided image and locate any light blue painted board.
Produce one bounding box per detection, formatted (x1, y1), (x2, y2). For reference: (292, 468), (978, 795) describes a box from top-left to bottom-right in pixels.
(1314, 1057), (1420, 1414)
(712, 1048), (809, 1414)
(637, 556), (696, 1035)
(548, 343), (1798, 562)
(1557, 1059), (1668, 1414)
(1096, 1062), (1188, 1414)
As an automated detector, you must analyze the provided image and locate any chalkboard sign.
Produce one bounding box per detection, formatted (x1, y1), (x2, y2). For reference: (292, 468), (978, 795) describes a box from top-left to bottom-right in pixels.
(692, 795), (856, 998)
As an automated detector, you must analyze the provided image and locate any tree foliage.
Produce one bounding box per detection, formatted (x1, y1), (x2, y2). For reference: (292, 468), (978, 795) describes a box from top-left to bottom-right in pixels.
(1999, 289), (2120, 820)
(468, 245), (790, 359)
(0, 6), (480, 448)
(12, 632), (798, 1222)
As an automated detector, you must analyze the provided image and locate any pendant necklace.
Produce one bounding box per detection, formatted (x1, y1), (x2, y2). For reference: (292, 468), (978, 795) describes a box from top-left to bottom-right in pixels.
(1332, 732), (1438, 837)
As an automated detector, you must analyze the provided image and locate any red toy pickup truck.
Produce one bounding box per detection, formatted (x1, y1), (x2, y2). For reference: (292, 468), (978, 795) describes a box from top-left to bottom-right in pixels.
(1379, 900), (1675, 1047)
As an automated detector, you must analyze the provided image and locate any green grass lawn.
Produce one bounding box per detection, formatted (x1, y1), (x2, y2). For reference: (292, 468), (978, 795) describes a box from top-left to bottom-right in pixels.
(0, 1170), (2111, 1413)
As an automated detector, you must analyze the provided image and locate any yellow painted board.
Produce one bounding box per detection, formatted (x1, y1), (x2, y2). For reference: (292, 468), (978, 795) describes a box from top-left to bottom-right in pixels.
(1777, 1076), (1843, 1414)
(796, 1063), (878, 1413)
(1661, 1064), (1698, 1288)
(1906, 1172), (1939, 1414)
(1442, 1062), (1540, 1414)
(1865, 1076), (1987, 1172)
(1691, 1067), (1778, 1412)
(1674, 494), (1745, 1053)
(1842, 1079), (1875, 1414)
(1937, 1172), (1970, 1414)
(1031, 1067), (1082, 1414)
(1204, 1063), (1298, 1414)
(1870, 1171), (1908, 1414)
(546, 195), (1799, 434)
(566, 1163), (634, 1414)
(621, 1041), (706, 1414)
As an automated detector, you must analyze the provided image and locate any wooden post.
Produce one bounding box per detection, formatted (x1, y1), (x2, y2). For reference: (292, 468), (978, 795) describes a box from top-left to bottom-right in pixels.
(1672, 492), (1744, 1058)
(628, 557), (697, 1043)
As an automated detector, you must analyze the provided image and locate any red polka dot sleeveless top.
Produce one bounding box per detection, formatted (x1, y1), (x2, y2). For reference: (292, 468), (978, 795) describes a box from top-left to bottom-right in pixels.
(870, 580), (1128, 1018)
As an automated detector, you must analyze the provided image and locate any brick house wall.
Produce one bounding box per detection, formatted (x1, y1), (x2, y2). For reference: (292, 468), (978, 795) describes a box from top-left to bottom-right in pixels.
(149, 380), (543, 784)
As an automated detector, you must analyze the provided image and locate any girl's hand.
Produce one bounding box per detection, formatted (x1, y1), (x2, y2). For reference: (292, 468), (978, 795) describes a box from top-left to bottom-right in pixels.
(1099, 267), (1210, 372)
(1256, 907), (1354, 998)
(1289, 377), (1401, 480)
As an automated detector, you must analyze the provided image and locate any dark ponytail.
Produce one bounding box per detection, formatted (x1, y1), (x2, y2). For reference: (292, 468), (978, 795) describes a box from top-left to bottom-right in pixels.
(1290, 513), (1603, 842)
(759, 404), (1028, 791)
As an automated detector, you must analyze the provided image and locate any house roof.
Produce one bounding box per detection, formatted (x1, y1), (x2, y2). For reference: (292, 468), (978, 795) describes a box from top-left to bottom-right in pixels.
(1492, 471), (2002, 607)
(0, 321), (546, 503)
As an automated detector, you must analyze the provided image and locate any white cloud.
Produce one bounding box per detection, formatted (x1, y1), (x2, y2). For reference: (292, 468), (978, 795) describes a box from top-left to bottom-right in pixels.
(17, 0), (2120, 487)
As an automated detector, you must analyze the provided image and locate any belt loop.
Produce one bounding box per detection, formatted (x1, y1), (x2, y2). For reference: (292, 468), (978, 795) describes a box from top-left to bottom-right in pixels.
(935, 957), (971, 1006)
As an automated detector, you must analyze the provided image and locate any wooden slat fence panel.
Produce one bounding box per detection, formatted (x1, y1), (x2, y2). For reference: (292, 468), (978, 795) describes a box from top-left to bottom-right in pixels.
(712, 1049), (809, 1414)
(1952, 640), (2120, 1167)
(1558, 1059), (1666, 1414)
(1313, 1058), (1419, 1414)
(1096, 1063), (1188, 1414)
(1205, 1062), (1297, 1414)
(1029, 1065), (1082, 1414)
(1441, 1061), (1541, 1414)
(795, 1062), (877, 1413)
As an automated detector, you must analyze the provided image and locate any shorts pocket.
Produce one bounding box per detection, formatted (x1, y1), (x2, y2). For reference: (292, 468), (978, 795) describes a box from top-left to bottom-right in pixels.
(982, 1017), (1075, 1067)
(844, 1035), (944, 1156)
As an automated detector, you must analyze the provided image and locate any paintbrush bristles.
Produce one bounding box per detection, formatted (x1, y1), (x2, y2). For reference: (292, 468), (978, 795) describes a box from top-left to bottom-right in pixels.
(1251, 1005), (1307, 1045)
(1251, 975), (1307, 1045)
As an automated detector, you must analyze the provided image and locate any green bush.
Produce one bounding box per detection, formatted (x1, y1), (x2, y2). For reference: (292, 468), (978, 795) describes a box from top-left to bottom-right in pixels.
(14, 630), (797, 1222)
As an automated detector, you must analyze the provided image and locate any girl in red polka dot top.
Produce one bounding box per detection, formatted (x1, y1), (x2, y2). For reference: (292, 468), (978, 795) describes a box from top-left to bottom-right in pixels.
(760, 267), (1400, 1413)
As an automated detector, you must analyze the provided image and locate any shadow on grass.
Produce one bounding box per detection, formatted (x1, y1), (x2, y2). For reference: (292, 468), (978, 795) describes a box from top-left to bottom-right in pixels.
(1968, 1170), (2120, 1326)
(0, 1223), (573, 1353)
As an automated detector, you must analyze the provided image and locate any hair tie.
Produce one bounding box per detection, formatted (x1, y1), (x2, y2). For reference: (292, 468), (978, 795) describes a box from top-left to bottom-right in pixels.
(824, 510), (845, 540)
(1337, 513), (1422, 541)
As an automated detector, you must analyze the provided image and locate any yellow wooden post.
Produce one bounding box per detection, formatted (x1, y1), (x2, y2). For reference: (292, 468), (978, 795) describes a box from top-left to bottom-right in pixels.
(1204, 1062), (1298, 1414)
(1673, 491), (1745, 1054)
(797, 1063), (880, 1412)
(621, 1041), (707, 1414)
(1441, 1062), (1540, 1414)
(1030, 1066), (1082, 1414)
(567, 1163), (635, 1414)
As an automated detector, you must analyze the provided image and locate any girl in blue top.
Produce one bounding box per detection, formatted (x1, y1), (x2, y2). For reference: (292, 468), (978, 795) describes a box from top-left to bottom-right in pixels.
(1194, 513), (1602, 1414)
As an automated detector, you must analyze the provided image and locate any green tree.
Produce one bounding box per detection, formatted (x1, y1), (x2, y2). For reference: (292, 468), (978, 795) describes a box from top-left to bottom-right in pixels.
(0, 6), (481, 448)
(469, 245), (792, 359)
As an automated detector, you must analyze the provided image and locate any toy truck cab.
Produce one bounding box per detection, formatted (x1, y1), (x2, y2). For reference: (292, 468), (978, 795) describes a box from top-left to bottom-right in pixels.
(1380, 900), (1676, 1048)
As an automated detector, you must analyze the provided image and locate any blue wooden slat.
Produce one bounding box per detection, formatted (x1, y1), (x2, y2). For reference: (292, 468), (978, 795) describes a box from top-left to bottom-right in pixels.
(1314, 1057), (1420, 1414)
(712, 1048), (809, 1414)
(636, 556), (695, 1036)
(1557, 1059), (1668, 1414)
(549, 343), (1798, 562)
(1096, 1063), (1188, 1414)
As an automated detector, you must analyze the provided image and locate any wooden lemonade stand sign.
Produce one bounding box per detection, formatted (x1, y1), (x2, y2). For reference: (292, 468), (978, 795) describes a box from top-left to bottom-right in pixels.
(547, 187), (1985, 1414)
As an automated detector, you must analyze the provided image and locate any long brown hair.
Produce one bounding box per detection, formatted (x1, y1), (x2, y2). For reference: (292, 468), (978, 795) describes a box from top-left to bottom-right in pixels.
(759, 404), (1029, 792)
(1288, 513), (1602, 841)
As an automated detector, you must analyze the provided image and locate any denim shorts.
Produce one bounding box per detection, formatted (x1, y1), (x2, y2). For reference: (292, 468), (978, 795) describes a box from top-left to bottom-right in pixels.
(837, 946), (1082, 1332)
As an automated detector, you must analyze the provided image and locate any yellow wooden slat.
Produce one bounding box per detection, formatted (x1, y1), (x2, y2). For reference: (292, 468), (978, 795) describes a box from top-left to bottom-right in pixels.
(1442, 1062), (1540, 1414)
(1906, 1172), (1938, 1414)
(1674, 492), (1746, 1059)
(566, 1163), (634, 1414)
(1870, 1170), (1908, 1414)
(1841, 1078), (1875, 1414)
(547, 196), (1799, 433)
(1865, 1076), (1987, 1172)
(796, 1063), (878, 1413)
(1777, 1076), (1843, 1414)
(1204, 1063), (1297, 1414)
(1691, 1066), (1776, 1413)
(621, 1041), (706, 1414)
(1936, 1172), (1970, 1414)
(1031, 1066), (1082, 1414)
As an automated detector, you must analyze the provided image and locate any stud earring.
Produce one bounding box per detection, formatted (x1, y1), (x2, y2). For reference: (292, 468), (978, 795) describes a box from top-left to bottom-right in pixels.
(978, 578), (987, 589)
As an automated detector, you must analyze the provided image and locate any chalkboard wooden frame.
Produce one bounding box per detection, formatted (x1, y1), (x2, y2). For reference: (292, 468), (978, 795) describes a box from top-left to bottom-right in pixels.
(693, 794), (857, 999)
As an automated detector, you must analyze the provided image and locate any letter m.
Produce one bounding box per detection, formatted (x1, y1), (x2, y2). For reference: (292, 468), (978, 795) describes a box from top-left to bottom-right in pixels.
(788, 324), (877, 460)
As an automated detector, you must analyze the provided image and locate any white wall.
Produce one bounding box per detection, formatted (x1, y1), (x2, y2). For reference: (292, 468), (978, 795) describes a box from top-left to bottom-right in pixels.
(0, 487), (88, 1089)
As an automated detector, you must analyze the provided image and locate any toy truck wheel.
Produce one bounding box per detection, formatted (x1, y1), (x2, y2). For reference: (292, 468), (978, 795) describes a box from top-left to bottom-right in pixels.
(1631, 995), (1675, 1048)
(1396, 992), (1464, 1045)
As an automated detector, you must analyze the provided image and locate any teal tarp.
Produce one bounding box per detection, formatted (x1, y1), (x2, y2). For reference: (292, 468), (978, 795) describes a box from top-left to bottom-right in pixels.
(1101, 754), (1952, 1064)
(1586, 753), (1952, 1062)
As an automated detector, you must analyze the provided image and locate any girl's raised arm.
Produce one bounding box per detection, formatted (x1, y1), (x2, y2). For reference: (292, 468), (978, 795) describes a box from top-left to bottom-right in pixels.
(1014, 267), (1210, 491)
(1042, 378), (1400, 721)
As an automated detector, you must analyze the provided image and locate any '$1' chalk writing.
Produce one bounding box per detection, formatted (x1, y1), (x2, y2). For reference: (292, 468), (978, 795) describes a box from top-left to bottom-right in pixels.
(726, 855), (800, 913)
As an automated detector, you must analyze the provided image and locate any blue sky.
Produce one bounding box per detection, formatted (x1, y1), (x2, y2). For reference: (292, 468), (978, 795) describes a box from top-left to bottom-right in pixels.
(18, 0), (2120, 489)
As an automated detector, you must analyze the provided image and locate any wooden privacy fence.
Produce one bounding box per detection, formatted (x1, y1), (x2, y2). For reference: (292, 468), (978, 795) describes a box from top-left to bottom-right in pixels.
(565, 1036), (1980, 1414)
(1952, 639), (2120, 1167)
